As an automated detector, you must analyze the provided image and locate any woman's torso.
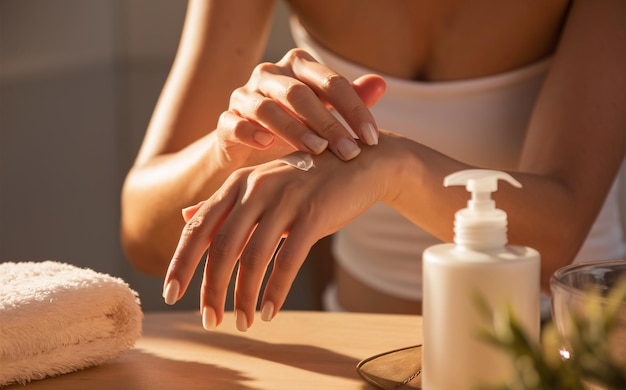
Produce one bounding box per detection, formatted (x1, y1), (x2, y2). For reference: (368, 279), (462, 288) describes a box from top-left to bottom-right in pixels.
(285, 0), (571, 81)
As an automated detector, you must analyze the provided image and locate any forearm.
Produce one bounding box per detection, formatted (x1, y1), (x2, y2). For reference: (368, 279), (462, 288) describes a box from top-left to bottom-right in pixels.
(377, 132), (618, 293)
(121, 134), (237, 275)
(135, 0), (276, 164)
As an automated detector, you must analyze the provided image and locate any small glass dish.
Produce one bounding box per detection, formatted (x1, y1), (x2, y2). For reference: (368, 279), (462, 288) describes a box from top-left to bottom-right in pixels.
(551, 259), (626, 389)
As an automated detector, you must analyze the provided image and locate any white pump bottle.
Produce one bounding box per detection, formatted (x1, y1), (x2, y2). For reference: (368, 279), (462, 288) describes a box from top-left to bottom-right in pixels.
(422, 169), (540, 389)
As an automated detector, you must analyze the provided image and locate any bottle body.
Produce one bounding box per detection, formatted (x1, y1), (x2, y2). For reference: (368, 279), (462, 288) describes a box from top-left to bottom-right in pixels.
(422, 243), (540, 390)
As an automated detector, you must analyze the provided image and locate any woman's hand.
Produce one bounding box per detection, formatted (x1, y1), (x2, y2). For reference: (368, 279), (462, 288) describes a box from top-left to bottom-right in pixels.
(163, 144), (393, 331)
(217, 49), (387, 164)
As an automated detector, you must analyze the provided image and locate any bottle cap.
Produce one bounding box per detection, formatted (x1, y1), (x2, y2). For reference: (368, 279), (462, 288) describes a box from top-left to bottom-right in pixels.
(444, 169), (521, 250)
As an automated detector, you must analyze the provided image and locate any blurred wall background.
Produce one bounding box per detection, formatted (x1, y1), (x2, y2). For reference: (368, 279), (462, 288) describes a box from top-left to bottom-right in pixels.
(1, 0), (625, 312)
(0, 0), (307, 311)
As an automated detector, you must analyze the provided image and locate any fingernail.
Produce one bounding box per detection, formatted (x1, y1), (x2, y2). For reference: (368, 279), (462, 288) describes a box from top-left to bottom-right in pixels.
(360, 122), (378, 145)
(202, 306), (217, 330)
(182, 200), (206, 222)
(182, 200), (205, 215)
(337, 138), (361, 160)
(163, 279), (180, 305)
(253, 131), (274, 147)
(235, 310), (249, 332)
(261, 301), (275, 322)
(302, 133), (329, 154)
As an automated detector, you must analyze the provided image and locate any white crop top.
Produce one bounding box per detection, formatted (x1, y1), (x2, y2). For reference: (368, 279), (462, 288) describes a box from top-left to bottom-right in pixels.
(290, 16), (626, 301)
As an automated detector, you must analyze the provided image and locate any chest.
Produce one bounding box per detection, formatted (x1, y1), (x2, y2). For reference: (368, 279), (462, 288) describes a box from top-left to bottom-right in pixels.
(285, 0), (570, 81)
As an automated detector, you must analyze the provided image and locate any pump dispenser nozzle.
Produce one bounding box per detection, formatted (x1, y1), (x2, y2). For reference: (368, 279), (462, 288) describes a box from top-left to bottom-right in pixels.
(444, 169), (522, 250)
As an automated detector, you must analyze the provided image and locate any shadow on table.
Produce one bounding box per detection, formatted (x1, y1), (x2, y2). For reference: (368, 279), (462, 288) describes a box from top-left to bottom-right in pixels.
(151, 313), (361, 380)
(5, 349), (254, 390)
(7, 312), (370, 389)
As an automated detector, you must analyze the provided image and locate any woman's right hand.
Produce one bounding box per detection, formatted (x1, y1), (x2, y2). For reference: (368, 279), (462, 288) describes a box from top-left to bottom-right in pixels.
(216, 49), (387, 163)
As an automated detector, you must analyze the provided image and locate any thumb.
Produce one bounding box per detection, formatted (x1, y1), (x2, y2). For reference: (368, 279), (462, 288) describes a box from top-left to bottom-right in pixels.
(352, 74), (386, 108)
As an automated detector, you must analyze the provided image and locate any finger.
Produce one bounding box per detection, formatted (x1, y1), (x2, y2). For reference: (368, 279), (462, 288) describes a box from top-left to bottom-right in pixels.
(182, 200), (206, 223)
(260, 223), (316, 322)
(163, 186), (237, 306)
(289, 51), (380, 147)
(256, 73), (362, 160)
(230, 87), (329, 155)
(352, 74), (387, 108)
(200, 248), (239, 330)
(201, 189), (264, 329)
(234, 216), (286, 331)
(217, 110), (275, 149)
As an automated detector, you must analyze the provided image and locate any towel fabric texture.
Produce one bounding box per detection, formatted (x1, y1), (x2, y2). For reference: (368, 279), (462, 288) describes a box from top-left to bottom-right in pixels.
(0, 261), (143, 386)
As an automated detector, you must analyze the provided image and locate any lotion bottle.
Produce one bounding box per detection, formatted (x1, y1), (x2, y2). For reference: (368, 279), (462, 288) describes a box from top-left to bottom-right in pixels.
(422, 169), (540, 390)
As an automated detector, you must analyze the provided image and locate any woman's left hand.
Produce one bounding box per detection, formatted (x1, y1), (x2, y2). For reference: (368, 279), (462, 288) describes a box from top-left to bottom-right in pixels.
(163, 144), (391, 331)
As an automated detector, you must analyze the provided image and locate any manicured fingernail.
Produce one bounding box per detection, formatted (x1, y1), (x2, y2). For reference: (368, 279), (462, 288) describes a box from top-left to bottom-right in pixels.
(302, 133), (329, 154)
(337, 138), (361, 160)
(235, 310), (248, 332)
(182, 200), (206, 222)
(163, 279), (180, 305)
(253, 131), (274, 147)
(202, 306), (217, 330)
(261, 301), (275, 322)
(360, 122), (378, 145)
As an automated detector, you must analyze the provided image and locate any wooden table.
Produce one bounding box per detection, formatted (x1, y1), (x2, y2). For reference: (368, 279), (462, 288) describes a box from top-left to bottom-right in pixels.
(10, 311), (422, 390)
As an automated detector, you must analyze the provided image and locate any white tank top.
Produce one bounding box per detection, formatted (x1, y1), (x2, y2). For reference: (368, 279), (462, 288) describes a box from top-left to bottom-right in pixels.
(290, 16), (626, 301)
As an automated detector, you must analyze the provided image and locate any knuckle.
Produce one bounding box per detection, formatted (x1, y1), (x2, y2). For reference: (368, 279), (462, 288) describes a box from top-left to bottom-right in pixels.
(216, 111), (232, 130)
(229, 86), (247, 107)
(284, 48), (304, 62)
(252, 62), (276, 78)
(293, 204), (325, 238)
(230, 168), (249, 181)
(294, 48), (314, 60)
(320, 73), (349, 94)
(298, 199), (320, 224)
(208, 232), (232, 260)
(217, 110), (240, 132)
(250, 96), (275, 118)
(317, 118), (345, 138)
(345, 103), (370, 122)
(225, 168), (251, 190)
(272, 178), (301, 203)
(283, 82), (312, 107)
(241, 173), (267, 200)
(279, 48), (314, 67)
(217, 110), (231, 123)
(240, 245), (267, 269)
(276, 248), (300, 270)
(181, 216), (206, 241)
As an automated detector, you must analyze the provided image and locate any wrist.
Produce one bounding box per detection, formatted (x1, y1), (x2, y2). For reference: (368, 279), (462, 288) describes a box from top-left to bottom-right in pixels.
(359, 131), (421, 206)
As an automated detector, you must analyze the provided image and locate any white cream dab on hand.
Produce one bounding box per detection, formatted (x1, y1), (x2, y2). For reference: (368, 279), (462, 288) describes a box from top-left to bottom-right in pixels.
(278, 152), (315, 171)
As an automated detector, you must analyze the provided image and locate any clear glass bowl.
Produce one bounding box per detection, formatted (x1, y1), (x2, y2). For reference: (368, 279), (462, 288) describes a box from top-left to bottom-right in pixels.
(551, 259), (626, 389)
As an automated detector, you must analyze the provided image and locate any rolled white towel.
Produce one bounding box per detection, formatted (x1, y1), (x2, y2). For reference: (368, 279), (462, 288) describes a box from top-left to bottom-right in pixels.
(0, 261), (143, 386)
